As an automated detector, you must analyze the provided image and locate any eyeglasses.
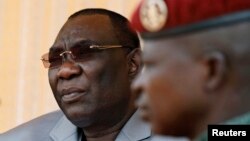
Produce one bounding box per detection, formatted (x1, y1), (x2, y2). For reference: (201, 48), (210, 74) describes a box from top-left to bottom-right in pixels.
(41, 44), (129, 69)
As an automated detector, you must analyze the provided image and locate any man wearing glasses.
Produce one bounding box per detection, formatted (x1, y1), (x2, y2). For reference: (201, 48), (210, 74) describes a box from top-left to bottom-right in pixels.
(1, 9), (151, 141)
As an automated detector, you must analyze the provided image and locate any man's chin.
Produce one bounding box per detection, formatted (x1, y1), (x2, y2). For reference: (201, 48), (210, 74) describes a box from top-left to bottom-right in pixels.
(70, 117), (93, 128)
(63, 107), (94, 127)
(139, 110), (151, 122)
(152, 121), (173, 136)
(152, 121), (187, 138)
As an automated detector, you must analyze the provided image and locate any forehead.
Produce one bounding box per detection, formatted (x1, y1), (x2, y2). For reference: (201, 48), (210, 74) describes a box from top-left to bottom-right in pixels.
(142, 34), (203, 61)
(54, 14), (120, 46)
(142, 38), (182, 60)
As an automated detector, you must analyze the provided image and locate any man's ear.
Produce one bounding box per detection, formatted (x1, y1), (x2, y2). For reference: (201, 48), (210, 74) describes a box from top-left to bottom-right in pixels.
(127, 48), (142, 79)
(203, 51), (227, 92)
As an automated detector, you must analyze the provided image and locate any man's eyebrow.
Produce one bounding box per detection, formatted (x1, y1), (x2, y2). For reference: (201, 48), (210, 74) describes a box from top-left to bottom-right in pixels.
(49, 39), (99, 52)
(71, 39), (99, 48)
(49, 47), (63, 53)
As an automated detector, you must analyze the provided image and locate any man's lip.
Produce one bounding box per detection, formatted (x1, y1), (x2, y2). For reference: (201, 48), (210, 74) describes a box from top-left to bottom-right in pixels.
(61, 87), (86, 95)
(61, 88), (86, 103)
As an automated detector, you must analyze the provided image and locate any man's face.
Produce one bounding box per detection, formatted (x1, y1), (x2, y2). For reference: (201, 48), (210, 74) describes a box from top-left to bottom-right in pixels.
(49, 15), (134, 127)
(136, 93), (152, 122)
(133, 38), (209, 136)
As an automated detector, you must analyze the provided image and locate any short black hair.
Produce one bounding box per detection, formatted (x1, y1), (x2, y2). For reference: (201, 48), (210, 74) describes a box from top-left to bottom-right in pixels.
(69, 8), (140, 49)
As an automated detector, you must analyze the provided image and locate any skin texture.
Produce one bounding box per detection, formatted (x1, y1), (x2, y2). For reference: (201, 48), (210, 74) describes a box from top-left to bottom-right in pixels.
(49, 14), (141, 140)
(132, 22), (250, 139)
(135, 92), (152, 122)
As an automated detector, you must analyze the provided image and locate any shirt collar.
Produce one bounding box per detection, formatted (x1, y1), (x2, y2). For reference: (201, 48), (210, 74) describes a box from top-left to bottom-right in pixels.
(116, 110), (151, 141)
(49, 110), (151, 141)
(50, 116), (79, 141)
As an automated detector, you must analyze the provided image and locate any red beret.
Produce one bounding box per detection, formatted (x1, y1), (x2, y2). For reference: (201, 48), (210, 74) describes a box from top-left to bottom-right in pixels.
(130, 0), (250, 38)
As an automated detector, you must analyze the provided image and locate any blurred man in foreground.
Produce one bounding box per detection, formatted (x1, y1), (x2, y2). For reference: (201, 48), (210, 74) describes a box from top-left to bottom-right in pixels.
(1, 9), (151, 141)
(131, 0), (250, 140)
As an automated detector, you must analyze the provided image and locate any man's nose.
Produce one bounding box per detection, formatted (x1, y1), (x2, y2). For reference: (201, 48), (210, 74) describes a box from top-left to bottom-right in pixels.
(56, 61), (82, 80)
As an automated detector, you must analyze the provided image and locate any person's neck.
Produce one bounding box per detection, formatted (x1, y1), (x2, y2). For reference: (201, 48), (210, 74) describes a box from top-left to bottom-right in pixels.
(206, 91), (250, 124)
(190, 91), (250, 140)
(82, 108), (136, 141)
(84, 130), (120, 141)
